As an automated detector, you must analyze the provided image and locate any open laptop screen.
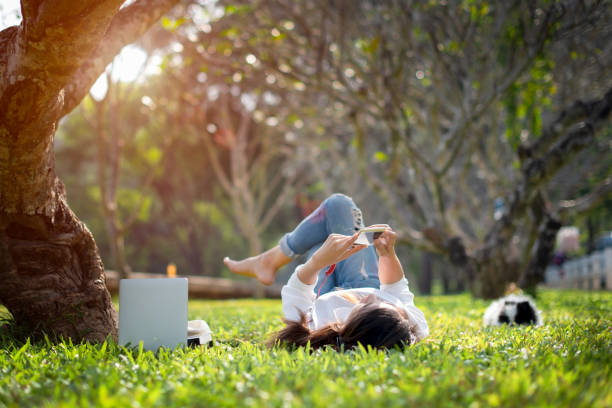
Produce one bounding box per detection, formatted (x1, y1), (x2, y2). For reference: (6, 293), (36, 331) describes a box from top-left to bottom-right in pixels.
(119, 278), (188, 350)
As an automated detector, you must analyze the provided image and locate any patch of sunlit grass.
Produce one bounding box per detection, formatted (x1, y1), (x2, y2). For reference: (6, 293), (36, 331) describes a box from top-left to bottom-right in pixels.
(1, 290), (610, 407)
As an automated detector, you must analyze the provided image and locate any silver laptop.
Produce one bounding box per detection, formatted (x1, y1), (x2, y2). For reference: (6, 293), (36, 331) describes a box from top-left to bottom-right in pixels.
(119, 278), (188, 350)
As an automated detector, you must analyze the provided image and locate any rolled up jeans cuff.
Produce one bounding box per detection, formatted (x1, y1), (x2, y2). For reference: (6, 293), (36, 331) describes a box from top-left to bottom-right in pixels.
(279, 233), (298, 258)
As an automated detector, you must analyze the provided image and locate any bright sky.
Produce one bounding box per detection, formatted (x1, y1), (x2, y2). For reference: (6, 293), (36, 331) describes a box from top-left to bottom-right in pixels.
(89, 46), (160, 100)
(0, 0), (158, 100)
(0, 0), (21, 28)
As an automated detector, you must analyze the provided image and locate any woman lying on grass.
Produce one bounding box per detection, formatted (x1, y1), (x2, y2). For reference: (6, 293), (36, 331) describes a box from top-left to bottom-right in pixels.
(224, 193), (428, 351)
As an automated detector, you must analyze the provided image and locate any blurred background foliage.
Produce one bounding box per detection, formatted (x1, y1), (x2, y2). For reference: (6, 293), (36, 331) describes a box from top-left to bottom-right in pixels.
(40, 0), (611, 294)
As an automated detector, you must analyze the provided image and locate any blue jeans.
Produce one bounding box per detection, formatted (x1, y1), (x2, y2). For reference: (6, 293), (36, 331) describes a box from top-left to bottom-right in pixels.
(279, 194), (380, 296)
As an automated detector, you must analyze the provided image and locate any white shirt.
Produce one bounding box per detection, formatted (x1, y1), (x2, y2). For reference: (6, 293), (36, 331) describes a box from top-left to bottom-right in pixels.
(281, 265), (429, 343)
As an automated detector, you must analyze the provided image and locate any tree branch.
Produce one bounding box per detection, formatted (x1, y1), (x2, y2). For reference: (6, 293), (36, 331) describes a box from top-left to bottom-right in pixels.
(479, 87), (612, 257)
(1, 0), (124, 136)
(557, 176), (612, 218)
(519, 96), (609, 162)
(62, 0), (179, 117)
(522, 88), (612, 193)
(16, 0), (125, 92)
(259, 176), (300, 231)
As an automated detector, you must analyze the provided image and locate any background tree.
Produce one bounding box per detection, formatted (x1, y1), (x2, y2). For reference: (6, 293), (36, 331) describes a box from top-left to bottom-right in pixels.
(52, 0), (610, 297)
(81, 66), (165, 280)
(199, 0), (612, 297)
(195, 91), (303, 256)
(0, 0), (179, 342)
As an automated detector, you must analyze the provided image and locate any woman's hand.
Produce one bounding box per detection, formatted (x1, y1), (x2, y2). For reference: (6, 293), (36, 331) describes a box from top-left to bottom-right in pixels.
(308, 233), (367, 271)
(373, 227), (397, 257)
(373, 226), (404, 284)
(298, 233), (367, 285)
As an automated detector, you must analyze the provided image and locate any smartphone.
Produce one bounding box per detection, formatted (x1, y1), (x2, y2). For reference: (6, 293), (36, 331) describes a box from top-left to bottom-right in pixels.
(355, 226), (388, 245)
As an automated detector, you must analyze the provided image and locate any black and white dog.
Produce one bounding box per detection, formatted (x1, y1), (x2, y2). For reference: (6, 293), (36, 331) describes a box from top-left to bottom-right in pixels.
(483, 293), (542, 327)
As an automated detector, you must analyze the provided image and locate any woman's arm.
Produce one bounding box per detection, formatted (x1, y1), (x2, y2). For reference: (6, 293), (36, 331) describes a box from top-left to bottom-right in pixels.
(373, 228), (405, 284)
(281, 265), (317, 321)
(283, 233), (366, 321)
(374, 227), (429, 340)
(297, 232), (365, 284)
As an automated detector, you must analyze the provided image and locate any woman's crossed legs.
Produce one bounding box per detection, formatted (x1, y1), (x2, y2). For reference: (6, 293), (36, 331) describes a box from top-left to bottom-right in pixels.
(224, 194), (379, 295)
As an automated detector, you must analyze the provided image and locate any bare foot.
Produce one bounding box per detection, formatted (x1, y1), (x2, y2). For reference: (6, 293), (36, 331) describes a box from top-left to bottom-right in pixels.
(224, 246), (290, 285)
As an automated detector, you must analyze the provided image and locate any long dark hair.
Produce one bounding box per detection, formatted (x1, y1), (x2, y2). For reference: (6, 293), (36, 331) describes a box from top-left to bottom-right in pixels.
(269, 301), (415, 351)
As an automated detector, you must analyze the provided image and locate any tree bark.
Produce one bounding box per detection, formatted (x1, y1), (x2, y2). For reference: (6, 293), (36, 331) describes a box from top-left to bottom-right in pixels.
(468, 246), (520, 299)
(418, 252), (433, 295)
(518, 214), (562, 295)
(105, 220), (132, 280)
(0, 193), (118, 341)
(586, 217), (596, 255)
(0, 0), (178, 342)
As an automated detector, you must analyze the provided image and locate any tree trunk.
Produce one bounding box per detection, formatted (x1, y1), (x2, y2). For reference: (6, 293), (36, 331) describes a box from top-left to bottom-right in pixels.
(105, 220), (131, 280)
(0, 191), (118, 342)
(471, 255), (521, 299)
(0, 0), (179, 342)
(185, 228), (206, 276)
(439, 263), (466, 294)
(418, 252), (433, 295)
(440, 267), (451, 294)
(446, 235), (519, 298)
(586, 217), (596, 254)
(519, 214), (562, 296)
(247, 234), (264, 257)
(454, 271), (465, 293)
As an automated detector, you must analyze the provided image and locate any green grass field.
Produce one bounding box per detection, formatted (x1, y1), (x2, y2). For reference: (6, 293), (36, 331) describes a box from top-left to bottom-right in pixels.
(1, 290), (610, 407)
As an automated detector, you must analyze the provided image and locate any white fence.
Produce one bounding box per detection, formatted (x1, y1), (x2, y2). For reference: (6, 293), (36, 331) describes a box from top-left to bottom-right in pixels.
(544, 248), (612, 290)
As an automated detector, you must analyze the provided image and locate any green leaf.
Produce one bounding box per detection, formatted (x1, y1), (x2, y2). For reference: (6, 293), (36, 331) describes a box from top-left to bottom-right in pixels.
(356, 36), (380, 54)
(145, 147), (162, 166)
(373, 151), (388, 162)
(286, 114), (300, 124)
(225, 4), (251, 15)
(160, 17), (186, 32)
(221, 27), (240, 39)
